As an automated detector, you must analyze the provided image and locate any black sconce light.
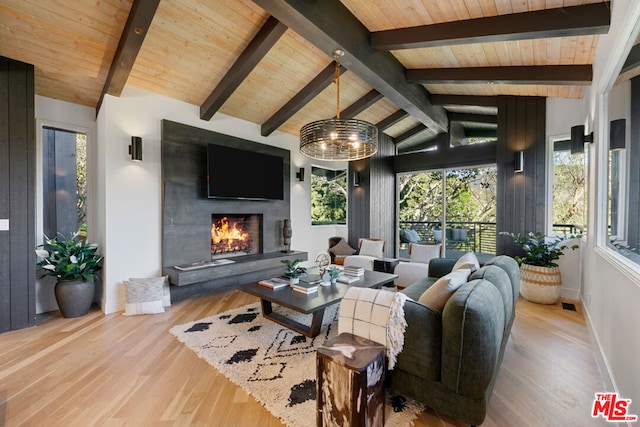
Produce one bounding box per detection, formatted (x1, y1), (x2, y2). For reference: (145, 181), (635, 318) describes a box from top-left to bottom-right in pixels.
(610, 119), (626, 151)
(296, 167), (305, 182)
(570, 125), (593, 154)
(353, 171), (361, 187)
(129, 136), (142, 161)
(514, 151), (524, 173)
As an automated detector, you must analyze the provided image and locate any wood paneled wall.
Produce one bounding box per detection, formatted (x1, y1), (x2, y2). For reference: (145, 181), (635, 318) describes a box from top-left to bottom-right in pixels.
(0, 56), (36, 332)
(496, 96), (547, 256)
(348, 133), (395, 257)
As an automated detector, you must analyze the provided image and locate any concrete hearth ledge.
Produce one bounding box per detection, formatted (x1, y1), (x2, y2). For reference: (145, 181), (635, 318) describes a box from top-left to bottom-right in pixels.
(163, 250), (307, 287)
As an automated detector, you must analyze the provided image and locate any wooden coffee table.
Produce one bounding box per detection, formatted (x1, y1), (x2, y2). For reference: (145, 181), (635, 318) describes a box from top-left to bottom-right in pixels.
(239, 270), (398, 338)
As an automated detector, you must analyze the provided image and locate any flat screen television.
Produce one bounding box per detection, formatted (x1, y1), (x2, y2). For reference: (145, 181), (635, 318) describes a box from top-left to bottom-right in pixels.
(207, 144), (284, 200)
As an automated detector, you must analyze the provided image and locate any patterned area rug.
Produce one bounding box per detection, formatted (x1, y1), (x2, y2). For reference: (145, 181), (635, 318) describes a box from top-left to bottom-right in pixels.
(170, 302), (424, 427)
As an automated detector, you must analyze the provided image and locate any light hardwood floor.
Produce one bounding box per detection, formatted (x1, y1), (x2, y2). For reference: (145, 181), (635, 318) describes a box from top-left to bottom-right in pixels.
(0, 290), (609, 426)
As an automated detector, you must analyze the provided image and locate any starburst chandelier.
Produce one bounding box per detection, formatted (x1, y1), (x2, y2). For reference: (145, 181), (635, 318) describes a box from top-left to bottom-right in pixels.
(299, 50), (378, 161)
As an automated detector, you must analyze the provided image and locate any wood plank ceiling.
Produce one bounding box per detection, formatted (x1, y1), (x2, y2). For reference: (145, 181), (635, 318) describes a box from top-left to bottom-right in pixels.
(0, 0), (614, 149)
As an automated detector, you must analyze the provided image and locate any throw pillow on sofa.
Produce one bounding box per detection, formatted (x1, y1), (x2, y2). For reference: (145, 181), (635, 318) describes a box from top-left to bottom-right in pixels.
(452, 252), (480, 272)
(418, 268), (471, 310)
(329, 239), (357, 257)
(409, 243), (441, 264)
(359, 239), (384, 258)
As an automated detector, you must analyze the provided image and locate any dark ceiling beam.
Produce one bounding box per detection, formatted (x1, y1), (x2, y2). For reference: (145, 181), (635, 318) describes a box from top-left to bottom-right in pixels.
(337, 89), (383, 119)
(621, 43), (640, 75)
(253, 0), (448, 133)
(450, 122), (467, 146)
(200, 16), (287, 121)
(464, 128), (498, 138)
(97, 0), (160, 113)
(430, 94), (497, 107)
(261, 63), (345, 137)
(376, 109), (408, 131)
(370, 3), (610, 51)
(407, 65), (592, 85)
(394, 124), (428, 144)
(449, 113), (497, 124)
(397, 139), (438, 154)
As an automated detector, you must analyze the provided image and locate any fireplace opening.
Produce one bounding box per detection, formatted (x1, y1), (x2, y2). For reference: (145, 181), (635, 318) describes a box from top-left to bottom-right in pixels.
(211, 214), (262, 259)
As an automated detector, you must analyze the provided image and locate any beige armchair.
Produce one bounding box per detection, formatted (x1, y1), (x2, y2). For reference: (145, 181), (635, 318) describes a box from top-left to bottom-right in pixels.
(393, 243), (443, 288)
(343, 238), (385, 271)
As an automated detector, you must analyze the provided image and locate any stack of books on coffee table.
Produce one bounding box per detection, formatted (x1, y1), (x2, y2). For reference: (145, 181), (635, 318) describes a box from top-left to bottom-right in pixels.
(337, 274), (360, 284)
(291, 281), (318, 294)
(258, 277), (290, 290)
(343, 266), (365, 276)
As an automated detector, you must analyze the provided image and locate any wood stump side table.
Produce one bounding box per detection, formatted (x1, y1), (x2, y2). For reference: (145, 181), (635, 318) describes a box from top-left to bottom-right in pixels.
(316, 333), (385, 426)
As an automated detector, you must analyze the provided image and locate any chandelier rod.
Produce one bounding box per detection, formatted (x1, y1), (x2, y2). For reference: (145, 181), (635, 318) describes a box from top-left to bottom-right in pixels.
(333, 50), (344, 120)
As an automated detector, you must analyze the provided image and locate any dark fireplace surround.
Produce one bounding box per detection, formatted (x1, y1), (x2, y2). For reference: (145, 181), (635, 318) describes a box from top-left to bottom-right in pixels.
(161, 120), (306, 299)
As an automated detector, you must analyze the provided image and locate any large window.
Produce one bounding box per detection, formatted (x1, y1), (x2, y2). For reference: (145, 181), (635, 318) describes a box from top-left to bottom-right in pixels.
(42, 126), (87, 238)
(548, 137), (588, 235)
(311, 166), (347, 226)
(606, 69), (640, 265)
(398, 166), (497, 258)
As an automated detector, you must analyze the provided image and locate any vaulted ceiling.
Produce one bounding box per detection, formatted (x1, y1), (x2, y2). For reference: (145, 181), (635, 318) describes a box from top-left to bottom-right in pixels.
(0, 0), (613, 150)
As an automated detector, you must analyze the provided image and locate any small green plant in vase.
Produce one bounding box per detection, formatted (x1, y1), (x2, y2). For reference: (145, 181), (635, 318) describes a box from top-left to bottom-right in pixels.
(327, 266), (341, 284)
(281, 258), (307, 284)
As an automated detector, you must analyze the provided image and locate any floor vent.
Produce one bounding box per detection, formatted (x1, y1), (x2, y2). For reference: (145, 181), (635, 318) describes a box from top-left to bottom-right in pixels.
(562, 302), (577, 311)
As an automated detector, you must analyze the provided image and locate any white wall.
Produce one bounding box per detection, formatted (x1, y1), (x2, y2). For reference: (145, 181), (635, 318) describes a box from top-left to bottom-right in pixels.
(95, 86), (347, 313)
(546, 97), (588, 136)
(34, 96), (96, 313)
(581, 0), (640, 411)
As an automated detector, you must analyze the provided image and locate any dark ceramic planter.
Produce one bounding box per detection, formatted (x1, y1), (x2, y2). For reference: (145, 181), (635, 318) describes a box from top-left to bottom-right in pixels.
(54, 279), (95, 318)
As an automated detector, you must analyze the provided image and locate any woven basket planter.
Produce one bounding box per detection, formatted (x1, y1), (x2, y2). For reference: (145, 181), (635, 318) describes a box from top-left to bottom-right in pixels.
(519, 264), (562, 304)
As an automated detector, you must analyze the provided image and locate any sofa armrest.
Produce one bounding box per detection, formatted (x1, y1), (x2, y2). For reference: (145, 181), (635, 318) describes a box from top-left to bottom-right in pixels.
(393, 299), (442, 381)
(428, 258), (457, 278)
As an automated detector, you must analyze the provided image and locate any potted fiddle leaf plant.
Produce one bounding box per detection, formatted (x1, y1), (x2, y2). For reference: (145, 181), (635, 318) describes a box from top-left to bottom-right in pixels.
(281, 258), (307, 285)
(501, 231), (580, 304)
(36, 233), (103, 318)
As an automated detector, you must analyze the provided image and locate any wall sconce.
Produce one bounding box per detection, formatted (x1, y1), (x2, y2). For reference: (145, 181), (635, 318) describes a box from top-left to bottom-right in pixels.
(514, 151), (524, 173)
(129, 136), (142, 161)
(296, 167), (305, 182)
(353, 171), (361, 186)
(610, 119), (626, 150)
(570, 125), (593, 154)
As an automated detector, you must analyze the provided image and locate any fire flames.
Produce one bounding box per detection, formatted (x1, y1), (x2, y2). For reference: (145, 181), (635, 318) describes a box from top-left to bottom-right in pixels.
(211, 217), (249, 252)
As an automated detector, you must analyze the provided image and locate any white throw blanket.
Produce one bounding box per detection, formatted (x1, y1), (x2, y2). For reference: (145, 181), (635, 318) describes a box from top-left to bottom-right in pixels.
(338, 287), (409, 369)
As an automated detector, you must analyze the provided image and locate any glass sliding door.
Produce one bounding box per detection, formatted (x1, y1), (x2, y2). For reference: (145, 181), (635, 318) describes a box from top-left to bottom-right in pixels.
(398, 166), (496, 259)
(397, 171), (443, 259)
(444, 166), (497, 257)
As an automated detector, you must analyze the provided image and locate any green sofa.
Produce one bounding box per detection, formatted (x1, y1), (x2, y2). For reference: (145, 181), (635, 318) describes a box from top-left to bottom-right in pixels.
(387, 255), (520, 426)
